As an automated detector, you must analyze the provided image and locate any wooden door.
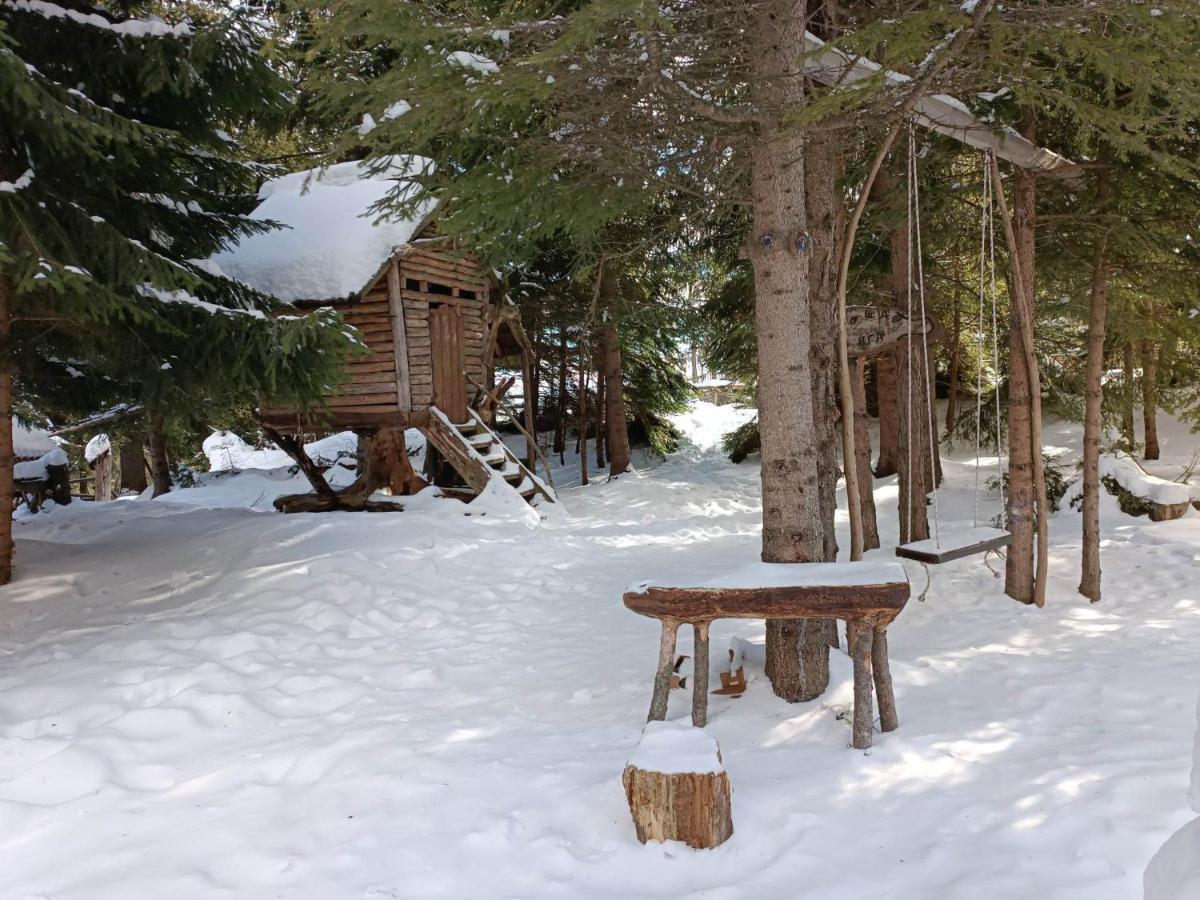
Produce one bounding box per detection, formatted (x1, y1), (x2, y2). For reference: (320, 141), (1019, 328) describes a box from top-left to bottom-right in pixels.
(430, 303), (468, 422)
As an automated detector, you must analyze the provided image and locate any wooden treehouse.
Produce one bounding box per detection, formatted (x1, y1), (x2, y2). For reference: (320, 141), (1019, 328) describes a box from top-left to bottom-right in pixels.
(215, 158), (553, 507)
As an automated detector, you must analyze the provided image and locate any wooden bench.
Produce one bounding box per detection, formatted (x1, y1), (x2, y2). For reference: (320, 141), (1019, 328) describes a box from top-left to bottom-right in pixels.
(623, 561), (910, 749)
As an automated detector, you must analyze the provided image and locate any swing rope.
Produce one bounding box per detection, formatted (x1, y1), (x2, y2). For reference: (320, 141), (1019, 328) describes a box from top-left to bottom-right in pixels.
(973, 151), (1007, 529)
(906, 123), (940, 548)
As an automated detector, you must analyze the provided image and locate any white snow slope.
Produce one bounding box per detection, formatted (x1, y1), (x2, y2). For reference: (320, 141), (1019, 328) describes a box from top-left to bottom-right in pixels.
(1, 401), (1198, 899)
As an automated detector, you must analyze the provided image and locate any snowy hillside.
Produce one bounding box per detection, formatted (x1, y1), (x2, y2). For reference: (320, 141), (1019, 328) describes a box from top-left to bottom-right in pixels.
(1, 402), (1198, 898)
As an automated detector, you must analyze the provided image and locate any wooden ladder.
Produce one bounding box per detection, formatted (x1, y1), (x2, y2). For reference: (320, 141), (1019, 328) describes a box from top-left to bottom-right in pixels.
(421, 407), (556, 506)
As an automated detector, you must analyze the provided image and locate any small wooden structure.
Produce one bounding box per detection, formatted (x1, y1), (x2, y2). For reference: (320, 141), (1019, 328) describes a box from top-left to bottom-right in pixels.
(214, 158), (552, 507)
(622, 721), (733, 849)
(624, 561), (910, 749)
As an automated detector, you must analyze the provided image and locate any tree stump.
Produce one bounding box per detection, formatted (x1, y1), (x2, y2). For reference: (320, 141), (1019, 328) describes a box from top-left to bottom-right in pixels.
(622, 721), (733, 849)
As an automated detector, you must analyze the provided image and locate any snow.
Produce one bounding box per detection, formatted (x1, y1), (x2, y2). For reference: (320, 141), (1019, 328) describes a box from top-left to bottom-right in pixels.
(1100, 452), (1191, 506)
(383, 100), (411, 120)
(13, 447), (67, 481)
(12, 421), (56, 459)
(628, 721), (724, 775)
(1144, 698), (1200, 899)
(0, 168), (34, 193)
(446, 50), (499, 75)
(1, 401), (1198, 898)
(628, 560), (907, 594)
(5, 0), (191, 37)
(212, 158), (437, 303)
(202, 429), (363, 472)
(83, 433), (110, 463)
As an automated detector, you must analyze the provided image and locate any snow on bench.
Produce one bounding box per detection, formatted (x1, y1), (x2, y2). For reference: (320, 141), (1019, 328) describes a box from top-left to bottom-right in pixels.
(627, 560), (908, 595)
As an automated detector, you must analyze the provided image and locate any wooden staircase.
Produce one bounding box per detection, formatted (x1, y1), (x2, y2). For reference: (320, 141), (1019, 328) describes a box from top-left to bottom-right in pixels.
(420, 407), (555, 506)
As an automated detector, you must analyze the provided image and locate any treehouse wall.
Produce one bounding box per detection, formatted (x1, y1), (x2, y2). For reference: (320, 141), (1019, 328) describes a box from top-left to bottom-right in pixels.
(260, 243), (495, 430)
(396, 246), (490, 411)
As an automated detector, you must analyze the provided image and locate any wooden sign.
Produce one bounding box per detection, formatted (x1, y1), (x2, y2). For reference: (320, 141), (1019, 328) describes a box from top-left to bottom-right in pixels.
(846, 306), (932, 358)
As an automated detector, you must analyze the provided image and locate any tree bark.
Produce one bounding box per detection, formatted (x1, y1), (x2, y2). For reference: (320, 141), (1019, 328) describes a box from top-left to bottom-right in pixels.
(945, 298), (961, 438)
(119, 434), (148, 494)
(0, 272), (14, 585)
(601, 327), (632, 478)
(1004, 121), (1038, 604)
(92, 450), (113, 502)
(1121, 341), (1136, 449)
(578, 333), (589, 487)
(595, 359), (607, 470)
(1142, 338), (1160, 460)
(146, 411), (172, 497)
(891, 218), (932, 544)
(750, 1), (830, 703)
(553, 328), (568, 460)
(853, 358), (881, 550)
(874, 353), (900, 476)
(1079, 238), (1110, 603)
(363, 427), (425, 495)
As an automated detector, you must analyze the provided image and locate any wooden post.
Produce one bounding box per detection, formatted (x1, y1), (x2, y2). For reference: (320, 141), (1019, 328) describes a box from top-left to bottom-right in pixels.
(872, 626), (898, 732)
(849, 621), (875, 749)
(93, 449), (113, 502)
(691, 621), (710, 727)
(648, 619), (680, 722)
(387, 259), (412, 412)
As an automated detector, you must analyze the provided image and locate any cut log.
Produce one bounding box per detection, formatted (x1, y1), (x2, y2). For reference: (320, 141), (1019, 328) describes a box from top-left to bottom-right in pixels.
(622, 721), (733, 849)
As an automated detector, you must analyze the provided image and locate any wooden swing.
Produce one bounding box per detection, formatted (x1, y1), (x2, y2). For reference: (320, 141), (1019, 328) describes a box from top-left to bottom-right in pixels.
(891, 128), (1012, 565)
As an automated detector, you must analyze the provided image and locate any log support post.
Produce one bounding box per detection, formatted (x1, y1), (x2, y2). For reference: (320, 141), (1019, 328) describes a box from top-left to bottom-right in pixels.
(872, 625), (898, 733)
(849, 621), (876, 750)
(648, 619), (680, 722)
(691, 621), (710, 727)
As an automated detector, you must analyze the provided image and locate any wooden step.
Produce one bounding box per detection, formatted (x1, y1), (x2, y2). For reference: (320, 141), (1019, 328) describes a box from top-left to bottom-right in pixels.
(482, 448), (507, 467)
(468, 432), (493, 450)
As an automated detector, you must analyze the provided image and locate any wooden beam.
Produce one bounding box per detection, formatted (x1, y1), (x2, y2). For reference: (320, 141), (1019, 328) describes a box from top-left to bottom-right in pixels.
(801, 32), (1077, 176)
(387, 259), (413, 412)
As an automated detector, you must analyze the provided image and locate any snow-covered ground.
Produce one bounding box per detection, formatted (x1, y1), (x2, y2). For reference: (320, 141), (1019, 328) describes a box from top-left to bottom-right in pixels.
(1, 401), (1198, 898)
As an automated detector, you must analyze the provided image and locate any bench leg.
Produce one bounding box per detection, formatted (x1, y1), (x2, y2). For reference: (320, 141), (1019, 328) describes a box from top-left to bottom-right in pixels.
(849, 621), (875, 750)
(691, 621), (710, 727)
(872, 626), (898, 732)
(648, 619), (680, 722)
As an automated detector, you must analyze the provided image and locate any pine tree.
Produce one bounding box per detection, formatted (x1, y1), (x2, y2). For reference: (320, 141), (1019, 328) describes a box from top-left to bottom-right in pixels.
(0, 4), (351, 580)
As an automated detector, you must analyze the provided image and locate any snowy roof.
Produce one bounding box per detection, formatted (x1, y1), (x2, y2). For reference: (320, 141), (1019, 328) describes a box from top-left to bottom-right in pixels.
(13, 422), (57, 459)
(212, 157), (438, 304)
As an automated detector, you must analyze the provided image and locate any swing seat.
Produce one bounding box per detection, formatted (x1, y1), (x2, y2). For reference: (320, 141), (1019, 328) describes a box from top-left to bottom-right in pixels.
(895, 526), (1011, 565)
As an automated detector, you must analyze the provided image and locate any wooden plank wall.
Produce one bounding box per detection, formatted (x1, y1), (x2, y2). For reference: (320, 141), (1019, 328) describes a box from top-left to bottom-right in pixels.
(331, 281), (402, 416)
(398, 246), (490, 410)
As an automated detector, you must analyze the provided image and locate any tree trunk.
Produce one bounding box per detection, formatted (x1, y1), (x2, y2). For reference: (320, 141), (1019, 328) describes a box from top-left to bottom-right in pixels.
(874, 353), (900, 476)
(891, 219), (932, 544)
(1121, 341), (1136, 449)
(1142, 338), (1160, 460)
(93, 450), (113, 502)
(1079, 239), (1110, 603)
(595, 366), (607, 470)
(146, 412), (172, 497)
(1004, 124), (1038, 604)
(945, 298), (961, 438)
(750, 2), (830, 703)
(553, 329), (568, 460)
(523, 349), (538, 470)
(119, 434), (148, 494)
(578, 335), (589, 487)
(363, 427), (425, 495)
(0, 272), (14, 585)
(853, 358), (881, 550)
(602, 321), (633, 476)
